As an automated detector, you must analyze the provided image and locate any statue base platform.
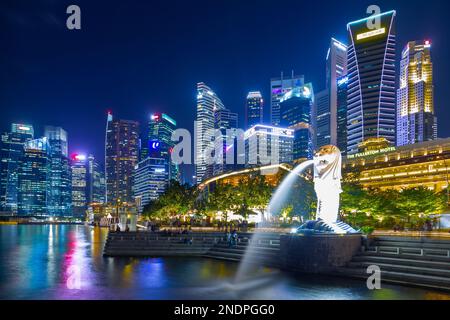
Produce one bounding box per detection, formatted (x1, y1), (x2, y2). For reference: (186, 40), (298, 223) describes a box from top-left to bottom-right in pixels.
(279, 232), (362, 273)
(295, 219), (359, 235)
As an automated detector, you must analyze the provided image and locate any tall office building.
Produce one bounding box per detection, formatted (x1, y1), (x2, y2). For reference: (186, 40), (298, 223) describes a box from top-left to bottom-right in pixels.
(337, 76), (349, 154)
(397, 40), (436, 146)
(195, 82), (225, 184)
(316, 38), (348, 149)
(71, 154), (88, 218)
(142, 113), (179, 182)
(0, 124), (34, 214)
(17, 138), (50, 216)
(133, 157), (169, 213)
(44, 126), (72, 217)
(244, 125), (294, 166)
(315, 90), (331, 149)
(270, 72), (304, 126)
(346, 10), (396, 154)
(245, 91), (263, 129)
(105, 112), (140, 204)
(213, 108), (239, 176)
(280, 83), (315, 161)
(87, 154), (106, 204)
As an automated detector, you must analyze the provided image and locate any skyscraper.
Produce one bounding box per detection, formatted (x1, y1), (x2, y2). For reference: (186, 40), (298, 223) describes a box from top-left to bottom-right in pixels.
(316, 38), (348, 149)
(133, 157), (169, 213)
(397, 40), (436, 146)
(0, 123), (34, 214)
(244, 125), (294, 166)
(87, 154), (106, 204)
(346, 10), (396, 154)
(195, 82), (225, 184)
(245, 91), (263, 129)
(105, 112), (140, 204)
(71, 154), (88, 218)
(18, 138), (50, 216)
(213, 108), (239, 176)
(336, 76), (349, 154)
(280, 83), (315, 161)
(44, 126), (72, 217)
(270, 72), (304, 126)
(142, 113), (179, 182)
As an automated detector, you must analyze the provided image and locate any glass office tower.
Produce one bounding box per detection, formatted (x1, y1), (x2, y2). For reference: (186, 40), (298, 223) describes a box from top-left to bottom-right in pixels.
(346, 10), (396, 154)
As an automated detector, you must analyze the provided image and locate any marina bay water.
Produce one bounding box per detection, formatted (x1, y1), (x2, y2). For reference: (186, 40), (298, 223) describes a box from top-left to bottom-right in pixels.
(0, 224), (448, 300)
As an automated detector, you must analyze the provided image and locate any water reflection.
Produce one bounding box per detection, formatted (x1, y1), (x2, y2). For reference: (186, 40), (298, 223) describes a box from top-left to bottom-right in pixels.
(0, 225), (448, 300)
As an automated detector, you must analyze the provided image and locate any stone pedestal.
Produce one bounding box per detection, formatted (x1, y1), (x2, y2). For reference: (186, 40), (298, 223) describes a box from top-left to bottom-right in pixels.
(280, 234), (362, 273)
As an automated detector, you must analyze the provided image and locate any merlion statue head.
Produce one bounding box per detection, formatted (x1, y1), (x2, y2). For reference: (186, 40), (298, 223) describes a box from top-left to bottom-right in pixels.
(313, 145), (342, 181)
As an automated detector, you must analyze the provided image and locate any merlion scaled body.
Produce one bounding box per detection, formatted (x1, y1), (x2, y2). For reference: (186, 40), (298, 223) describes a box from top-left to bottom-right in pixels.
(313, 145), (342, 224)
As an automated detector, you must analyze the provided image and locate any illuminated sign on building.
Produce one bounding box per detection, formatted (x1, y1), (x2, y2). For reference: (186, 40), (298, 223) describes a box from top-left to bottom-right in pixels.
(356, 28), (386, 41)
(347, 146), (396, 159)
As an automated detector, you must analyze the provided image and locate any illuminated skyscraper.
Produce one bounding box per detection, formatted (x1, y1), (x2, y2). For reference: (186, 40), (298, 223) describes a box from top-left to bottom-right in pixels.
(142, 113), (179, 182)
(105, 112), (140, 204)
(0, 124), (34, 214)
(346, 10), (396, 154)
(87, 154), (105, 204)
(316, 38), (348, 149)
(71, 154), (88, 218)
(245, 91), (263, 129)
(397, 40), (436, 146)
(17, 138), (50, 216)
(195, 82), (225, 184)
(44, 126), (72, 217)
(214, 108), (239, 175)
(270, 72), (304, 126)
(280, 83), (314, 161)
(336, 76), (349, 154)
(133, 157), (169, 213)
(244, 125), (293, 166)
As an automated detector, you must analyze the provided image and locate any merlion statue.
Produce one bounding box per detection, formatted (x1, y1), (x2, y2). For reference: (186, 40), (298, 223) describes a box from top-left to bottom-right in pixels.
(313, 145), (342, 224)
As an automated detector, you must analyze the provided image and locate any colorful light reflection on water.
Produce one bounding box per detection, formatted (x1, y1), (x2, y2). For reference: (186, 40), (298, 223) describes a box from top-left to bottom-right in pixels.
(0, 225), (449, 300)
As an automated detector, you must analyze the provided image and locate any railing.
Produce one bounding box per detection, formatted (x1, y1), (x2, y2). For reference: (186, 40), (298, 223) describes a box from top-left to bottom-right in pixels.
(370, 245), (450, 258)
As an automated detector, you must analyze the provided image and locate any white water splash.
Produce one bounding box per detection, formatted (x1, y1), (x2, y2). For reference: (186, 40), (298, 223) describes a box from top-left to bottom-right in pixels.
(235, 160), (314, 282)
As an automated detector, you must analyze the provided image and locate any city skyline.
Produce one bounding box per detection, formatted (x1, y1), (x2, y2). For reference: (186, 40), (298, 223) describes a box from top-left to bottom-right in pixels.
(2, 1), (449, 169)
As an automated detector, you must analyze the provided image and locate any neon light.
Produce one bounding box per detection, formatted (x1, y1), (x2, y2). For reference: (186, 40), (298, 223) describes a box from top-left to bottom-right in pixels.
(18, 126), (31, 131)
(356, 28), (386, 40)
(162, 113), (177, 126)
(347, 10), (396, 28)
(337, 76), (349, 86)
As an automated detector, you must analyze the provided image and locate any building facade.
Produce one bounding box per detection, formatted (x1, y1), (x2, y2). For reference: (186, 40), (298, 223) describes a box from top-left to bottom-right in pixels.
(337, 76), (349, 154)
(44, 126), (72, 217)
(87, 154), (106, 204)
(397, 40), (436, 146)
(71, 154), (88, 218)
(133, 157), (169, 213)
(316, 38), (348, 149)
(0, 124), (34, 214)
(142, 113), (179, 182)
(213, 108), (239, 176)
(105, 112), (140, 204)
(346, 10), (397, 154)
(244, 125), (294, 166)
(245, 91), (263, 129)
(17, 138), (51, 216)
(344, 138), (450, 192)
(280, 83), (314, 161)
(270, 72), (304, 126)
(195, 82), (226, 184)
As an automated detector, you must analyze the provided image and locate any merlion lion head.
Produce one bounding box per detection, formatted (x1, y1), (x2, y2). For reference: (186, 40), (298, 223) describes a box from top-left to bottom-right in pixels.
(313, 145), (342, 180)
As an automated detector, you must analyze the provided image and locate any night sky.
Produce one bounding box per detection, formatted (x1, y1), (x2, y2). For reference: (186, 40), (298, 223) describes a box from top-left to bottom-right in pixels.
(1, 0), (450, 181)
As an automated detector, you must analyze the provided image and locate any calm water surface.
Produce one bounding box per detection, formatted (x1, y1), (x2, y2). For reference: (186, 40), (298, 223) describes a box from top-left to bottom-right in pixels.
(0, 225), (449, 300)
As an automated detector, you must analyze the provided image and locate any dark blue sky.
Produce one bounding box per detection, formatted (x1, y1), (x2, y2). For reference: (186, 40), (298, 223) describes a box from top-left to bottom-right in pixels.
(1, 0), (449, 180)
